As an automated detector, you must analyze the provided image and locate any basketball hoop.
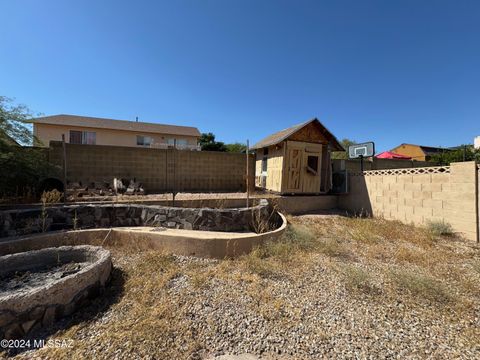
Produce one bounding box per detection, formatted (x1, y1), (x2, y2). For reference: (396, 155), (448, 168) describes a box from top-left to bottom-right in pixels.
(348, 142), (375, 172)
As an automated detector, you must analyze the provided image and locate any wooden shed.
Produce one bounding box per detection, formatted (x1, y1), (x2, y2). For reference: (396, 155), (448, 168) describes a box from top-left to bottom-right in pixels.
(252, 118), (344, 194)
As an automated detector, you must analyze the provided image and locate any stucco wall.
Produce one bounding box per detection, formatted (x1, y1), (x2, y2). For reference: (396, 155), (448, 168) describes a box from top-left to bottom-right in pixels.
(338, 161), (479, 242)
(48, 142), (255, 193)
(34, 123), (198, 148)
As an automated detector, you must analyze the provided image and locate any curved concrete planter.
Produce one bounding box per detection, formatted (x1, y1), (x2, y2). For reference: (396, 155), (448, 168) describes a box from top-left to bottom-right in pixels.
(0, 246), (111, 339)
(0, 213), (287, 259)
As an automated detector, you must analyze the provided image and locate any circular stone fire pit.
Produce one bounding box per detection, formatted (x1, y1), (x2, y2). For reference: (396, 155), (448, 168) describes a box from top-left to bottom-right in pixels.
(0, 245), (111, 339)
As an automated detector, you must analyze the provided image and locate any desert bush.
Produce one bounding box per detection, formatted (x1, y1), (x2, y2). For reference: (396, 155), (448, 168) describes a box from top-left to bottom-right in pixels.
(395, 245), (429, 266)
(241, 224), (316, 276)
(255, 224), (316, 259)
(472, 261), (480, 275)
(426, 220), (454, 236)
(242, 255), (280, 278)
(317, 238), (351, 258)
(390, 269), (452, 303)
(340, 264), (380, 294)
(40, 189), (63, 204)
(251, 204), (281, 234)
(37, 190), (62, 232)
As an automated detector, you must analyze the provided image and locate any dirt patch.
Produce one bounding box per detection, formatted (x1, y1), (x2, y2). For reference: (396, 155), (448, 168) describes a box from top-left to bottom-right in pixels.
(0, 262), (86, 294)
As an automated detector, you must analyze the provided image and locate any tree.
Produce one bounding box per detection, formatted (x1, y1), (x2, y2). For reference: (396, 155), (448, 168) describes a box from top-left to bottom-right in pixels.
(0, 96), (54, 198)
(0, 96), (37, 146)
(430, 145), (480, 165)
(198, 132), (227, 152)
(331, 138), (357, 159)
(225, 142), (247, 153)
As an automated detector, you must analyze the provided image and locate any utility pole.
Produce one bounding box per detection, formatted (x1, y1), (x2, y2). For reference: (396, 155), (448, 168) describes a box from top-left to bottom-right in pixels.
(246, 140), (249, 208)
(62, 134), (67, 204)
(172, 139), (176, 207)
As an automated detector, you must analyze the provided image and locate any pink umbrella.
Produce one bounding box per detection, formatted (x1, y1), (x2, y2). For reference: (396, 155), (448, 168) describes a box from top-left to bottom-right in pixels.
(376, 151), (412, 160)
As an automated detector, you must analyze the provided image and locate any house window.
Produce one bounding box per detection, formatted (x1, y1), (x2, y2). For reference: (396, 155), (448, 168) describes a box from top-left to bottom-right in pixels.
(83, 131), (96, 145)
(70, 130), (96, 145)
(137, 135), (153, 146)
(307, 155), (319, 175)
(70, 130), (82, 144)
(166, 138), (188, 147)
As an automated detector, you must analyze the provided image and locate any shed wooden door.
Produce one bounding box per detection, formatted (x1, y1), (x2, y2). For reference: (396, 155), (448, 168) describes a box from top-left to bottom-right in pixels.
(302, 149), (322, 193)
(285, 147), (303, 192)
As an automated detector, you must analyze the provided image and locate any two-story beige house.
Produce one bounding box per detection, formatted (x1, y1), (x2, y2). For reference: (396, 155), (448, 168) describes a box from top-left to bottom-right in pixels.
(33, 114), (201, 150)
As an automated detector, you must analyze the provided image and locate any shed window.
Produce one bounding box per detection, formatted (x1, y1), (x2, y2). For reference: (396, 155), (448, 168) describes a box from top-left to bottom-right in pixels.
(307, 155), (319, 175)
(262, 157), (268, 173)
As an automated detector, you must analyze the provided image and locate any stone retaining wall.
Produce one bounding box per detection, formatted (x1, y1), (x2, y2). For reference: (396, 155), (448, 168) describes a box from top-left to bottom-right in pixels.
(0, 200), (280, 238)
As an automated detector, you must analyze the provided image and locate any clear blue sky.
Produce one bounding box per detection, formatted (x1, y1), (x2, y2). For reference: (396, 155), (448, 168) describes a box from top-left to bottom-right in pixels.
(1, 0), (479, 151)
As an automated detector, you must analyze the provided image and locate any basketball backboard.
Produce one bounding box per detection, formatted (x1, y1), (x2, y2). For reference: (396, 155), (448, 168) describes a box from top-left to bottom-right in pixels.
(348, 142), (375, 159)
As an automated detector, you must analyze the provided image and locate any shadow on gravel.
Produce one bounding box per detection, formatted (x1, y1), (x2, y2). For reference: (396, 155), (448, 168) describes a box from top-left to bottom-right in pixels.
(2, 266), (126, 357)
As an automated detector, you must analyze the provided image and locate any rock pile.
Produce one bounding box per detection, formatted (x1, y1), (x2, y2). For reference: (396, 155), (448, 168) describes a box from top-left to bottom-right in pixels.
(66, 178), (145, 200)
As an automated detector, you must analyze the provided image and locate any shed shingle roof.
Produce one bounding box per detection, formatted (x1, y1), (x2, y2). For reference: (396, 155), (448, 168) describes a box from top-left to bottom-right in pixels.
(33, 114), (201, 137)
(251, 118), (344, 151)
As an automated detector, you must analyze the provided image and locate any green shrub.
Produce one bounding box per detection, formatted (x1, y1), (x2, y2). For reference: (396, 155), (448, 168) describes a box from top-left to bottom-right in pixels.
(390, 269), (452, 303)
(426, 220), (454, 236)
(341, 264), (380, 294)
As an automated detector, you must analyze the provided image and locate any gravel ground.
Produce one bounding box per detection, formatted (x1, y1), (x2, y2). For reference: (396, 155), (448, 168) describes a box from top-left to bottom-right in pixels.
(5, 215), (480, 359)
(69, 191), (276, 203)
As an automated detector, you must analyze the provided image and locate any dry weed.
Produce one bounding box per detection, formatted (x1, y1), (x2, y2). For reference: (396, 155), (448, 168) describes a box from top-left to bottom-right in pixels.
(389, 268), (453, 304)
(339, 264), (381, 295)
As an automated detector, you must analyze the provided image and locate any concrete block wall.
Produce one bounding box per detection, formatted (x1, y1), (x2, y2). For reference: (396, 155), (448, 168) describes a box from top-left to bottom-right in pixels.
(48, 142), (255, 193)
(338, 161), (479, 242)
(332, 158), (433, 172)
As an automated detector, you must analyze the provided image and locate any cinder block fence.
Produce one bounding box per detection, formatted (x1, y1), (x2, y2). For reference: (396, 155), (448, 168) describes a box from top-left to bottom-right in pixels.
(48, 142), (255, 193)
(338, 161), (479, 242)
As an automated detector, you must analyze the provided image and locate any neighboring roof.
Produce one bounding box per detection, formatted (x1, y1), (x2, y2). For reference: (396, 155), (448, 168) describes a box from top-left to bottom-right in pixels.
(33, 114), (201, 137)
(376, 151), (412, 160)
(393, 143), (451, 155)
(251, 118), (344, 151)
